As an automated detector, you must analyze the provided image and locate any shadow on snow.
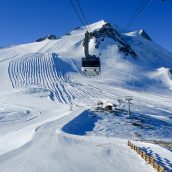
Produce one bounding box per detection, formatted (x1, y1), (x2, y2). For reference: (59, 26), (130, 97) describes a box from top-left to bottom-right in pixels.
(141, 147), (172, 171)
(62, 110), (100, 136)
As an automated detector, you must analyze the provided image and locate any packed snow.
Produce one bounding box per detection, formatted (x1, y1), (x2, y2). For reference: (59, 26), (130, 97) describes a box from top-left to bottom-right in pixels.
(0, 20), (172, 171)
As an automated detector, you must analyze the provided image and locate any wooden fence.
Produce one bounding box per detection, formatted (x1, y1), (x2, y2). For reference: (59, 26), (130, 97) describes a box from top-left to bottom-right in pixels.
(128, 140), (168, 172)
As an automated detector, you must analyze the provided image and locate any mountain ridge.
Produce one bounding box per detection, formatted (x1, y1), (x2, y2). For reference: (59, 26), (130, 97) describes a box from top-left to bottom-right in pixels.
(1, 20), (172, 102)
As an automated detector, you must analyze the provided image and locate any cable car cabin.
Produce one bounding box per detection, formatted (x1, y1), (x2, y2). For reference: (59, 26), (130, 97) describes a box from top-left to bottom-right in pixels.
(81, 56), (101, 76)
(81, 31), (101, 76)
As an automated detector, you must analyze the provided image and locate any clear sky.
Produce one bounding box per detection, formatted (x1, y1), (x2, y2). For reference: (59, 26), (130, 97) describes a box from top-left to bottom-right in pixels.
(0, 0), (171, 51)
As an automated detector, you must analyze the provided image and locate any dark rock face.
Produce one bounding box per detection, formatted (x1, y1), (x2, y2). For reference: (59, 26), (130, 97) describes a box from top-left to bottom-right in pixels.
(90, 23), (137, 58)
(118, 46), (137, 57)
(47, 35), (57, 40)
(140, 30), (152, 41)
(169, 69), (172, 74)
(36, 35), (57, 42)
(36, 37), (46, 42)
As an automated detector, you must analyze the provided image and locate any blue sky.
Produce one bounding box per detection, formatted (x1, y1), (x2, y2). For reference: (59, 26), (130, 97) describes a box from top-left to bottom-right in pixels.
(0, 0), (171, 51)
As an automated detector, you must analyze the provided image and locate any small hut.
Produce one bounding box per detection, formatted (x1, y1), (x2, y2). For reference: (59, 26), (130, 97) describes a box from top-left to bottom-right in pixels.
(104, 102), (113, 111)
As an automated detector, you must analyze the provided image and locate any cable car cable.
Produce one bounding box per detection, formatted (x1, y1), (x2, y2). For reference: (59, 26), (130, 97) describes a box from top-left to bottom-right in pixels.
(74, 0), (91, 32)
(69, 0), (88, 31)
(129, 0), (152, 27)
(126, 0), (152, 28)
(126, 0), (147, 28)
(126, 0), (150, 28)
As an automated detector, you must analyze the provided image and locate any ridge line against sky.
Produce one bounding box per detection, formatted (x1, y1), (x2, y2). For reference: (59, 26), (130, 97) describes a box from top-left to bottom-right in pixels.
(0, 0), (171, 51)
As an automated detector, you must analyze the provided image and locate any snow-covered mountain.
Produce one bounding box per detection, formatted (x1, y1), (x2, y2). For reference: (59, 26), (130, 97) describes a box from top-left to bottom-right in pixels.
(0, 20), (172, 172)
(2, 20), (172, 103)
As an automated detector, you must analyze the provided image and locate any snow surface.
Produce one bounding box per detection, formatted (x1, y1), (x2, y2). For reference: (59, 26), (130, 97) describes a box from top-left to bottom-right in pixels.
(0, 20), (172, 171)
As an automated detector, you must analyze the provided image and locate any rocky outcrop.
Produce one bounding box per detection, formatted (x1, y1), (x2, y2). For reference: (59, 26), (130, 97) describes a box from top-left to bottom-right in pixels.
(36, 35), (58, 42)
(90, 23), (137, 57)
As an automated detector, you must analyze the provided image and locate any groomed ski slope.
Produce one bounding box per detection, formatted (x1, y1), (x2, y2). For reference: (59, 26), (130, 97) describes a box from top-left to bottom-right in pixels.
(0, 20), (172, 171)
(0, 109), (153, 172)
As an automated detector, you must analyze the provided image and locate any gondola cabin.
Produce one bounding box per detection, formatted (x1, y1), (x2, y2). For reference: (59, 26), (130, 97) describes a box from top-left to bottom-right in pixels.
(81, 56), (101, 76)
(81, 31), (101, 76)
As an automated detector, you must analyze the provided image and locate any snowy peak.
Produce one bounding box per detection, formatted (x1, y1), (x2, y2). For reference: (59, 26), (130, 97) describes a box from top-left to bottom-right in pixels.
(1, 20), (172, 96)
(139, 29), (152, 41)
(89, 22), (137, 57)
(85, 20), (107, 32)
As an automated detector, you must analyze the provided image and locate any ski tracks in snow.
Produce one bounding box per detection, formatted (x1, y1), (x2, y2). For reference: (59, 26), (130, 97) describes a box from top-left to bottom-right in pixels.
(8, 53), (100, 105)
